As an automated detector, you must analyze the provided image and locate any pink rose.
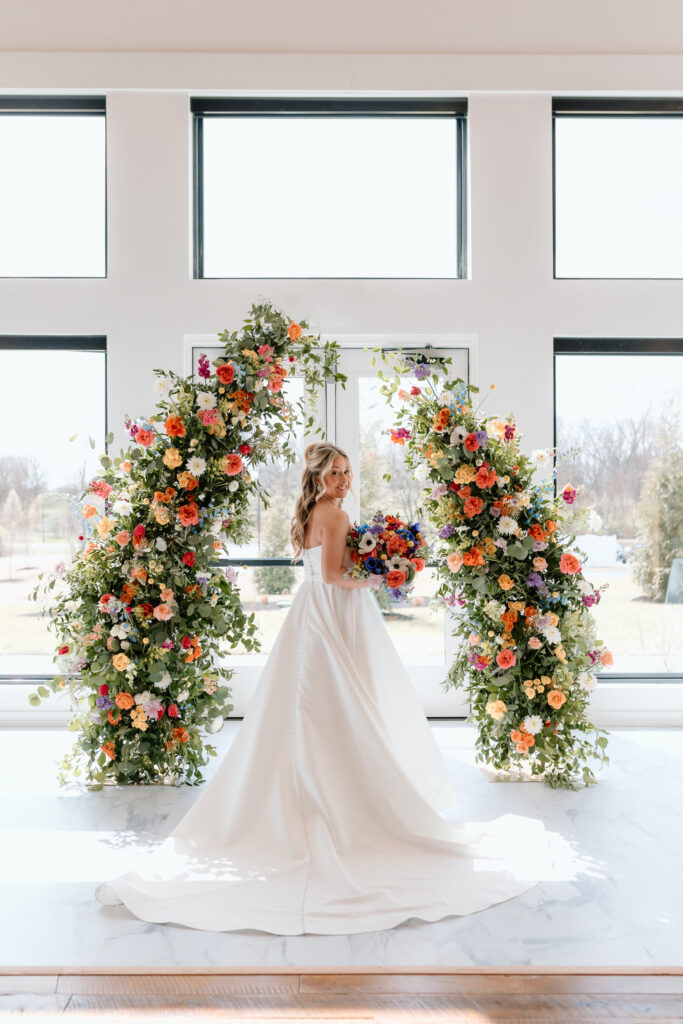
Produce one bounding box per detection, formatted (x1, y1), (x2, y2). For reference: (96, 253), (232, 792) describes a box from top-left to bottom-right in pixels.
(447, 551), (464, 573)
(496, 650), (516, 670)
(115, 530), (130, 547)
(528, 637), (543, 650)
(153, 603), (173, 621)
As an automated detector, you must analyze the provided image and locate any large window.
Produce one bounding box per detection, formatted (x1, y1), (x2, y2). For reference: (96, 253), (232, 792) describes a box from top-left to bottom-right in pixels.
(192, 98), (467, 279)
(554, 339), (683, 677)
(0, 338), (107, 678)
(0, 96), (106, 278)
(553, 98), (683, 279)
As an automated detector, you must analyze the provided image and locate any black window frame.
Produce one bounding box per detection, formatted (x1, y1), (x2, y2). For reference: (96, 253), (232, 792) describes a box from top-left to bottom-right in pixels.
(552, 97), (683, 281)
(0, 95), (107, 280)
(553, 336), (683, 683)
(191, 97), (468, 281)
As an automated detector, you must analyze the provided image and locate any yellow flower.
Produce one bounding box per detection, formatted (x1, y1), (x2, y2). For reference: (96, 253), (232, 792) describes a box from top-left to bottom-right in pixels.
(554, 644), (568, 663)
(95, 516), (115, 537)
(112, 653), (130, 671)
(130, 706), (148, 731)
(162, 446), (183, 469)
(454, 464), (477, 484)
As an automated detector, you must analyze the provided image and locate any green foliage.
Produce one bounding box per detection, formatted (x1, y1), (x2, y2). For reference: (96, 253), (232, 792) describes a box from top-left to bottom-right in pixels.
(253, 500), (296, 595)
(633, 438), (683, 601)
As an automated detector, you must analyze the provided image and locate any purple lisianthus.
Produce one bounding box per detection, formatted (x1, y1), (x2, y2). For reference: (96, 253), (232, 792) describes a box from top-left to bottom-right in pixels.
(504, 423), (516, 441)
(96, 695), (113, 710)
(474, 430), (488, 448)
(413, 363), (431, 380)
(439, 523), (456, 539)
(526, 572), (543, 588)
(197, 353), (211, 379)
(533, 539), (548, 551)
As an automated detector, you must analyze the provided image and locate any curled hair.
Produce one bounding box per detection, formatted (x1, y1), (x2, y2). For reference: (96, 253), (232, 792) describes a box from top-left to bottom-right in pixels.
(290, 442), (353, 561)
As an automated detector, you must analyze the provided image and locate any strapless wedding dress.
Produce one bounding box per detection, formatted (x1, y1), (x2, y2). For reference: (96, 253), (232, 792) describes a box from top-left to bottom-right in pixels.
(95, 544), (556, 934)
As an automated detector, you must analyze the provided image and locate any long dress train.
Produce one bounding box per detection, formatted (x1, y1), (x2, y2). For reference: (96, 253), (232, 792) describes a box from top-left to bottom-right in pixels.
(95, 544), (556, 934)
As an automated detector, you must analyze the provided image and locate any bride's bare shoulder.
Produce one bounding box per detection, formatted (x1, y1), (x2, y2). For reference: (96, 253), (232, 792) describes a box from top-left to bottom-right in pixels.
(311, 502), (349, 532)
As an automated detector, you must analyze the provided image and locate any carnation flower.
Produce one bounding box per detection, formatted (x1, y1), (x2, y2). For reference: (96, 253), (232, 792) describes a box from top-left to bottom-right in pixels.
(497, 516), (518, 535)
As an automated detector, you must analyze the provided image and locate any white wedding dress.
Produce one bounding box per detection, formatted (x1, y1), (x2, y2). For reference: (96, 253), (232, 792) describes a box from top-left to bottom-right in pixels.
(95, 544), (555, 934)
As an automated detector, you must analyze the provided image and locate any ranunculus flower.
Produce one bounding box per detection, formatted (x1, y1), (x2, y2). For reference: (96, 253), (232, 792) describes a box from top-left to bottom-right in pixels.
(547, 689), (567, 709)
(99, 683), (109, 695)
(386, 569), (407, 588)
(153, 603), (173, 621)
(496, 650), (516, 670)
(475, 465), (496, 489)
(165, 414), (186, 438)
(182, 552), (195, 567)
(58, 645), (70, 655)
(167, 703), (179, 718)
(177, 471), (199, 491)
(463, 433), (479, 451)
(238, 444), (252, 456)
(447, 551), (464, 573)
(178, 502), (199, 527)
(223, 453), (243, 476)
(135, 428), (155, 447)
(498, 574), (514, 591)
(115, 690), (135, 709)
(288, 321), (303, 340)
(559, 553), (581, 575)
(162, 446), (183, 469)
(528, 636), (542, 650)
(181, 635), (193, 650)
(216, 362), (235, 384)
(115, 530), (130, 547)
(112, 653), (131, 672)
(132, 524), (146, 541)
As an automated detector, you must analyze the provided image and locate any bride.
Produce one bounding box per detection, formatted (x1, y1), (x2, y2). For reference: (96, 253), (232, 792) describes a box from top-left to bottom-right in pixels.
(95, 441), (555, 934)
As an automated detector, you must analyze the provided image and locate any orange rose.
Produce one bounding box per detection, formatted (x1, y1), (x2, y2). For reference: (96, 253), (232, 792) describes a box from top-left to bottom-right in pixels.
(528, 523), (545, 541)
(516, 741), (530, 754)
(288, 322), (303, 341)
(162, 446), (183, 469)
(547, 689), (567, 709)
(223, 453), (243, 476)
(153, 603), (173, 621)
(120, 459), (133, 473)
(464, 496), (484, 518)
(165, 415), (186, 438)
(178, 502), (199, 527)
(498, 574), (514, 591)
(115, 691), (135, 709)
(112, 654), (131, 672)
(545, 519), (558, 533)
(153, 487), (175, 504)
(115, 530), (130, 547)
(601, 650), (614, 667)
(463, 547), (485, 567)
(411, 557), (426, 572)
(177, 471), (199, 490)
(386, 569), (407, 588)
(496, 649), (516, 670)
(216, 362), (235, 384)
(559, 553), (581, 575)
(510, 730), (523, 743)
(135, 428), (155, 447)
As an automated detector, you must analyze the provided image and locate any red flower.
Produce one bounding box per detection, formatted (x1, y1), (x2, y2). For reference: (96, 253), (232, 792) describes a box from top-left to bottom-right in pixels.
(410, 386), (421, 395)
(237, 444), (252, 456)
(135, 428), (155, 447)
(181, 635), (193, 650)
(463, 433), (480, 451)
(157, 708), (165, 719)
(99, 683), (109, 696)
(167, 703), (179, 718)
(58, 645), (70, 655)
(496, 650), (516, 670)
(140, 602), (154, 618)
(216, 362), (235, 384)
(182, 552), (195, 567)
(449, 481), (461, 492)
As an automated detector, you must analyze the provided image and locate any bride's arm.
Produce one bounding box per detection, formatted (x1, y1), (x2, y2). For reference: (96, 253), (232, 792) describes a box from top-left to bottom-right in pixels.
(320, 507), (380, 590)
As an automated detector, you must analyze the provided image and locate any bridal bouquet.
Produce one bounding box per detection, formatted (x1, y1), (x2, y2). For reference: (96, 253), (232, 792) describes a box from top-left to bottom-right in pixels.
(345, 513), (429, 601)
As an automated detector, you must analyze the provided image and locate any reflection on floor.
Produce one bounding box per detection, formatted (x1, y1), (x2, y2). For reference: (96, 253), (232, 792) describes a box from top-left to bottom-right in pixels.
(0, 723), (680, 969)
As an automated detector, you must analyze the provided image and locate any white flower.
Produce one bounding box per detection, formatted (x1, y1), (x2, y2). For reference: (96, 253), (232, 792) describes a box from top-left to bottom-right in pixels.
(588, 509), (603, 533)
(228, 480), (239, 492)
(154, 376), (171, 396)
(134, 690), (153, 706)
(523, 715), (543, 735)
(484, 599), (506, 620)
(388, 555), (411, 573)
(155, 672), (171, 691)
(431, 483), (448, 499)
(449, 424), (468, 446)
(358, 531), (377, 553)
(577, 671), (597, 692)
(120, 640), (130, 650)
(531, 449), (552, 470)
(413, 463), (429, 482)
(196, 392), (217, 411)
(112, 498), (132, 516)
(577, 578), (593, 596)
(497, 516), (518, 535)
(224, 566), (237, 583)
(155, 537), (167, 552)
(542, 625), (562, 645)
(110, 622), (131, 639)
(177, 688), (189, 701)
(186, 456), (206, 477)
(206, 716), (225, 734)
(496, 476), (505, 487)
(210, 593), (218, 606)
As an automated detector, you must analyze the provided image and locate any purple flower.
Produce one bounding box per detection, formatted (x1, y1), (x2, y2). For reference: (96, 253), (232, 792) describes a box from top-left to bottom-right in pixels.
(474, 430), (489, 448)
(439, 523), (456, 539)
(504, 423), (516, 441)
(413, 363), (431, 380)
(533, 539), (548, 551)
(96, 695), (113, 709)
(526, 572), (543, 588)
(197, 354), (211, 379)
(221, 518), (231, 530)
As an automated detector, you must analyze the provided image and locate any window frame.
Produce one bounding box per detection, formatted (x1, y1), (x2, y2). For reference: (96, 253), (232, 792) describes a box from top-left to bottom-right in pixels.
(553, 335), (683, 684)
(552, 97), (683, 281)
(0, 95), (107, 280)
(191, 97), (468, 281)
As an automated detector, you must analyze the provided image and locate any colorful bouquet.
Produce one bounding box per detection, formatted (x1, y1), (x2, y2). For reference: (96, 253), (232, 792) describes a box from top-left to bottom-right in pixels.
(345, 512), (429, 601)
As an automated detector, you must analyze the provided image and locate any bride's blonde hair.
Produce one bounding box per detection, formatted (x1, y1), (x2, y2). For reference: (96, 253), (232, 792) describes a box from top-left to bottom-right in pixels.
(290, 442), (354, 561)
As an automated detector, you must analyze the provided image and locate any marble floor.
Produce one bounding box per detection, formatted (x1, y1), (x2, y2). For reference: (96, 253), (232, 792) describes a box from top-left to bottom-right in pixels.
(0, 723), (681, 970)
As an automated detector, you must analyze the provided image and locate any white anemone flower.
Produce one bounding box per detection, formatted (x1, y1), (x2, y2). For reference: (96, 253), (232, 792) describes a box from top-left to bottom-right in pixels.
(449, 424), (468, 446)
(388, 555), (411, 574)
(358, 532), (377, 553)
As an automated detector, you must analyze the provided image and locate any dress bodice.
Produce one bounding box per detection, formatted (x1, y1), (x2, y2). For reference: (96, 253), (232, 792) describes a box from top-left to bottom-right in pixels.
(302, 545), (324, 582)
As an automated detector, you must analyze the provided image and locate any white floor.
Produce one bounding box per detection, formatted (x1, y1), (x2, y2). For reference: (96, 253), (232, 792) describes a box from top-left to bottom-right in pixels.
(1, 722), (681, 969)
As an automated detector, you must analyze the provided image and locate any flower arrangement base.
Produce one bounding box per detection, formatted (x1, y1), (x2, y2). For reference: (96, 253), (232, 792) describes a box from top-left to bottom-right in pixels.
(100, 772), (183, 787)
(479, 762), (549, 783)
